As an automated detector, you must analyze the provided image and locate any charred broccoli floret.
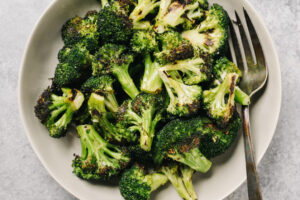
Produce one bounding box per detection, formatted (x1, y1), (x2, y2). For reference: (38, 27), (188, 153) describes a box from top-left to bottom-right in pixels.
(81, 75), (119, 113)
(118, 93), (164, 151)
(213, 57), (250, 105)
(34, 87), (84, 138)
(92, 44), (139, 99)
(58, 43), (92, 70)
(72, 125), (131, 180)
(120, 164), (168, 200)
(88, 93), (137, 144)
(97, 1), (133, 44)
(53, 63), (82, 87)
(181, 4), (229, 56)
(154, 0), (208, 33)
(131, 30), (158, 54)
(158, 67), (202, 116)
(154, 118), (212, 172)
(202, 73), (238, 126)
(62, 11), (99, 52)
(129, 0), (160, 30)
(155, 30), (194, 64)
(161, 164), (197, 200)
(199, 114), (241, 158)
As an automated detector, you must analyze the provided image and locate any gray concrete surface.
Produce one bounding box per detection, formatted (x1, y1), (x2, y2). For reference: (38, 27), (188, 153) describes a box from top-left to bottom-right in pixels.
(0, 0), (299, 199)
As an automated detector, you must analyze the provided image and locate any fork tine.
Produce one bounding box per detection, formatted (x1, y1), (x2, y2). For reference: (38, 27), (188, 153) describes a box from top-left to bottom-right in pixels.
(235, 11), (254, 68)
(244, 9), (266, 66)
(229, 19), (244, 71)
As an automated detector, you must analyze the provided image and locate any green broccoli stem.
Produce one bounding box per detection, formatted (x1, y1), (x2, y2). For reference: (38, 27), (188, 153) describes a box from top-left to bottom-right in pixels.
(235, 86), (250, 105)
(101, 0), (109, 8)
(141, 54), (163, 94)
(104, 93), (119, 113)
(168, 148), (212, 173)
(112, 65), (139, 99)
(147, 173), (169, 191)
(180, 166), (197, 200)
(140, 108), (154, 151)
(129, 0), (160, 23)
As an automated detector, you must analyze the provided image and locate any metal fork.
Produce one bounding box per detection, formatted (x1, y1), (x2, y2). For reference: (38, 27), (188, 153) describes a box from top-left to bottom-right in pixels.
(229, 9), (268, 200)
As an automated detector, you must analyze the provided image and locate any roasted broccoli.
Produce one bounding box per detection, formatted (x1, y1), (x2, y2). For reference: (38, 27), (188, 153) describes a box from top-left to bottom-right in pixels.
(53, 63), (81, 87)
(161, 164), (197, 200)
(120, 164), (168, 200)
(158, 67), (202, 116)
(62, 11), (99, 52)
(34, 87), (84, 138)
(213, 57), (250, 105)
(92, 44), (139, 99)
(202, 73), (238, 126)
(118, 93), (164, 151)
(81, 75), (119, 113)
(128, 145), (154, 165)
(154, 0), (208, 33)
(131, 30), (158, 54)
(58, 43), (92, 70)
(181, 4), (229, 56)
(88, 93), (137, 144)
(97, 0), (111, 8)
(73, 125), (131, 180)
(155, 30), (194, 64)
(154, 118), (212, 172)
(129, 0), (160, 30)
(97, 1), (133, 44)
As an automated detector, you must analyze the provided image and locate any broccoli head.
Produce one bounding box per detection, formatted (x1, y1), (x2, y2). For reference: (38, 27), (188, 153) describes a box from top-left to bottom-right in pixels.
(154, 0), (208, 33)
(181, 4), (229, 57)
(199, 114), (242, 158)
(154, 118), (212, 172)
(120, 164), (168, 200)
(88, 93), (137, 144)
(62, 11), (99, 52)
(161, 164), (197, 200)
(213, 57), (250, 105)
(72, 125), (131, 180)
(155, 30), (194, 64)
(53, 63), (82, 87)
(34, 87), (84, 138)
(130, 30), (158, 54)
(92, 43), (139, 99)
(158, 68), (202, 116)
(202, 73), (238, 126)
(118, 93), (164, 151)
(81, 75), (119, 113)
(97, 2), (133, 44)
(58, 43), (92, 70)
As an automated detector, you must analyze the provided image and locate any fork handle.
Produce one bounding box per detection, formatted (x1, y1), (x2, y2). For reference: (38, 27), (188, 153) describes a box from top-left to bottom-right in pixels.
(242, 106), (263, 200)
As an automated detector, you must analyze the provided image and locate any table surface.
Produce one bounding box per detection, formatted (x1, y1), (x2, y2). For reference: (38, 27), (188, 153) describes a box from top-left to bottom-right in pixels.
(0, 0), (299, 199)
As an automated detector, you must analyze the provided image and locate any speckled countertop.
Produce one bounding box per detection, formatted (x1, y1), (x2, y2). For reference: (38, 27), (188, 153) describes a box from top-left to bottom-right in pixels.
(0, 0), (299, 199)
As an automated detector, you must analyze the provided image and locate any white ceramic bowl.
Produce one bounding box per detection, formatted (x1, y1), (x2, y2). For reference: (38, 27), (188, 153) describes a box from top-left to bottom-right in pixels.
(19, 0), (281, 199)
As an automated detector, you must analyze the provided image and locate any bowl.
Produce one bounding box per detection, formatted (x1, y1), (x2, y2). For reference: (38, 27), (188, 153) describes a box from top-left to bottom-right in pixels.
(18, 0), (281, 199)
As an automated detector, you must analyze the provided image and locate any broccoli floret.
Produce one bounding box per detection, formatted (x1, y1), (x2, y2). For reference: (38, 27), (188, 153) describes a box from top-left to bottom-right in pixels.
(213, 57), (250, 105)
(129, 0), (160, 30)
(154, 118), (212, 172)
(118, 93), (164, 151)
(88, 93), (137, 144)
(158, 67), (202, 116)
(120, 164), (168, 200)
(34, 87), (84, 138)
(140, 54), (163, 94)
(72, 125), (131, 180)
(53, 63), (81, 87)
(161, 164), (197, 200)
(58, 43), (92, 70)
(62, 11), (99, 52)
(154, 0), (208, 33)
(92, 44), (139, 99)
(155, 30), (194, 64)
(131, 30), (158, 54)
(158, 57), (210, 85)
(181, 4), (229, 56)
(202, 73), (238, 126)
(199, 114), (242, 158)
(97, 2), (133, 44)
(81, 75), (119, 113)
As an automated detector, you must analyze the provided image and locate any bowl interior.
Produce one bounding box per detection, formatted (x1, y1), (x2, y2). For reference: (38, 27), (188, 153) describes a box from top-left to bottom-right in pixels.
(19, 0), (281, 199)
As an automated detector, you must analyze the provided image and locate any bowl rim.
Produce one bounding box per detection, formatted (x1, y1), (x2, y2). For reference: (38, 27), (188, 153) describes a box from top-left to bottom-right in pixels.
(18, 0), (282, 199)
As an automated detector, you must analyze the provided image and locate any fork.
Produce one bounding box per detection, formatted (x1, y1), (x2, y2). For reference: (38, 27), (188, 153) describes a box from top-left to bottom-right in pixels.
(228, 9), (268, 200)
